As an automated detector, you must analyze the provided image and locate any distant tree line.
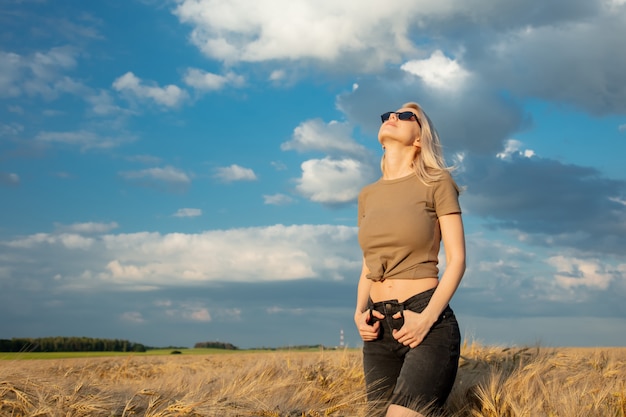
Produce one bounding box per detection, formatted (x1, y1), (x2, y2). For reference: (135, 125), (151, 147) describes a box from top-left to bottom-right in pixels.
(249, 344), (328, 351)
(0, 337), (147, 353)
(194, 341), (238, 350)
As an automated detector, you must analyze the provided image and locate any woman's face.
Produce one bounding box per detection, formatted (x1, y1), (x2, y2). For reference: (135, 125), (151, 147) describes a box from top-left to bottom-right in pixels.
(378, 107), (421, 148)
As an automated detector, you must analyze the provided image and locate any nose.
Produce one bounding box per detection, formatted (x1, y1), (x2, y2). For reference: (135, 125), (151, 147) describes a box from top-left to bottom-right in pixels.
(388, 112), (398, 121)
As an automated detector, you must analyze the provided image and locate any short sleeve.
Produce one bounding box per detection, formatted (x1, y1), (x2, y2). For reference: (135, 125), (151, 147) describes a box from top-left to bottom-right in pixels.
(433, 172), (461, 217)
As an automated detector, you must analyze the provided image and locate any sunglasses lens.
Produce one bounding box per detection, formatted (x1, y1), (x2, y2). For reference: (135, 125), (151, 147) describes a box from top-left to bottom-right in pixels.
(399, 112), (414, 121)
(381, 112), (392, 122)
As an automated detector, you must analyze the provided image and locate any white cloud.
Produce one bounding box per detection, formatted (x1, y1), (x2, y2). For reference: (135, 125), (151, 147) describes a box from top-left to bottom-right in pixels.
(86, 90), (131, 116)
(548, 255), (618, 290)
(401, 50), (471, 91)
(1, 224), (361, 290)
(172, 0), (422, 70)
(173, 208), (202, 218)
(5, 233), (94, 250)
(0, 46), (79, 99)
(295, 157), (375, 205)
(36, 130), (135, 150)
(54, 222), (119, 234)
(213, 164), (257, 182)
(120, 166), (191, 186)
(496, 139), (536, 160)
(269, 69), (286, 81)
(281, 119), (369, 158)
(113, 72), (188, 108)
(263, 193), (294, 205)
(183, 68), (244, 91)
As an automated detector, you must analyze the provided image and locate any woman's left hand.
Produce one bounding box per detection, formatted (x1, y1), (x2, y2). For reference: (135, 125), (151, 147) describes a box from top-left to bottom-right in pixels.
(391, 310), (433, 348)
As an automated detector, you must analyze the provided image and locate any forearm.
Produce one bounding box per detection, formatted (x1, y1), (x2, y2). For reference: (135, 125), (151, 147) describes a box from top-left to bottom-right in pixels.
(421, 259), (465, 324)
(355, 259), (372, 317)
(421, 213), (466, 324)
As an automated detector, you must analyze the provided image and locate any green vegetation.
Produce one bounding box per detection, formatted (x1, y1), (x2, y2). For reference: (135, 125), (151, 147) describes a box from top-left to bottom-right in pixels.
(193, 341), (238, 350)
(0, 336), (350, 360)
(0, 337), (146, 353)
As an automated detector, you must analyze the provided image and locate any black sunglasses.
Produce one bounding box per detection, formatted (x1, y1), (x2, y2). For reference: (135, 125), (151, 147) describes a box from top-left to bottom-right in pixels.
(380, 111), (421, 128)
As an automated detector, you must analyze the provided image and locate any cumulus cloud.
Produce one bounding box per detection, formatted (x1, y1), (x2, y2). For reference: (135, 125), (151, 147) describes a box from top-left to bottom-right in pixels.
(172, 0), (422, 70)
(263, 193), (294, 205)
(54, 222), (119, 234)
(113, 72), (189, 108)
(496, 139), (536, 160)
(1, 224), (361, 291)
(295, 157), (375, 205)
(281, 119), (370, 158)
(401, 50), (471, 91)
(183, 68), (244, 91)
(86, 90), (132, 116)
(213, 164), (257, 182)
(3, 223), (623, 332)
(0, 46), (80, 99)
(281, 117), (378, 206)
(548, 255), (618, 290)
(173, 208), (202, 218)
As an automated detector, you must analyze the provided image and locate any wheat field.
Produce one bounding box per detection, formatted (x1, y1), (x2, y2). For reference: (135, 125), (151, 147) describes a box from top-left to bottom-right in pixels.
(1, 342), (625, 417)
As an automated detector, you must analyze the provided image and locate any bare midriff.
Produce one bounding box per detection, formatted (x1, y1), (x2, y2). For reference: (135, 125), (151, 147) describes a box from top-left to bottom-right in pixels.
(369, 277), (439, 303)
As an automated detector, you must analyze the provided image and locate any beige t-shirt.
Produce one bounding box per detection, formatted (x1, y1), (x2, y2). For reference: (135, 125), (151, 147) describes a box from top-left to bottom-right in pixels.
(357, 171), (461, 282)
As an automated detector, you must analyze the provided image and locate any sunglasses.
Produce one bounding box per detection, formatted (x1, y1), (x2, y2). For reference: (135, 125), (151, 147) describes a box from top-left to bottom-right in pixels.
(380, 111), (421, 127)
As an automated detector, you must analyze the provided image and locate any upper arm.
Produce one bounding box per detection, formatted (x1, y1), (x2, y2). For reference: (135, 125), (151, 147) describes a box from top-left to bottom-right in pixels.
(439, 213), (465, 265)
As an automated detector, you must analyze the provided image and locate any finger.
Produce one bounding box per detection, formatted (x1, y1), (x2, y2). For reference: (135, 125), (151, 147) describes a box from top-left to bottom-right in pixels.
(372, 310), (385, 319)
(392, 329), (405, 340)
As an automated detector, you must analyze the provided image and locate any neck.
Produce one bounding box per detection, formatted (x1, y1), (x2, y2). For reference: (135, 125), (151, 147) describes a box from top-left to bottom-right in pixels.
(382, 147), (417, 180)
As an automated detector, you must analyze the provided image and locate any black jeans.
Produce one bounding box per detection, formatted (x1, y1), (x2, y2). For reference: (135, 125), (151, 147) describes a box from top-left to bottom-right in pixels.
(363, 288), (461, 415)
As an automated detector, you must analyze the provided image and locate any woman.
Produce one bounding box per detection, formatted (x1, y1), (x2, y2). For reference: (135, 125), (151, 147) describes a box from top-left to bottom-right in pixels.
(355, 102), (466, 417)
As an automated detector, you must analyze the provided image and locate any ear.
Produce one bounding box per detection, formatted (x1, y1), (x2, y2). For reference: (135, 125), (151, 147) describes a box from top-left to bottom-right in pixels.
(413, 137), (421, 148)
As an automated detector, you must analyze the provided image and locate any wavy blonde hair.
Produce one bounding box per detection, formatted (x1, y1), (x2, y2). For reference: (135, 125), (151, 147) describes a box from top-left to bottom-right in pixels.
(381, 101), (452, 185)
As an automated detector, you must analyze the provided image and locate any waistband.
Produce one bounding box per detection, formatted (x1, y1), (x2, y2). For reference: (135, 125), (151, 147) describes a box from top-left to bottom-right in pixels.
(368, 287), (437, 309)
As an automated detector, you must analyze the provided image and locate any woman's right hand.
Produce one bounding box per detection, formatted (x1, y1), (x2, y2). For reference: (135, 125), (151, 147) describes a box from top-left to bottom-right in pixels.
(354, 309), (385, 341)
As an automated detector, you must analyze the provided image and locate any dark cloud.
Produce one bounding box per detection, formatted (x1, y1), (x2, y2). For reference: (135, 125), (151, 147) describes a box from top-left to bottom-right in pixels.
(413, 1), (626, 116)
(460, 153), (626, 255)
(0, 280), (358, 349)
(337, 70), (528, 155)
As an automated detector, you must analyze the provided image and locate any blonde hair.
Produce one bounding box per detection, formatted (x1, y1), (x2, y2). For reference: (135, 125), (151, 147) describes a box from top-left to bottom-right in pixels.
(381, 101), (452, 185)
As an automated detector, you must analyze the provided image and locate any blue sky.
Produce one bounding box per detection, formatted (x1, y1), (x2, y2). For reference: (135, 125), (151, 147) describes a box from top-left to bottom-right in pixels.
(1, 0), (626, 349)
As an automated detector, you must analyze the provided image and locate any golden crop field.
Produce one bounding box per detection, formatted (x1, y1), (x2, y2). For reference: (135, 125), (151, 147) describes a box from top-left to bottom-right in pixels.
(1, 342), (625, 417)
